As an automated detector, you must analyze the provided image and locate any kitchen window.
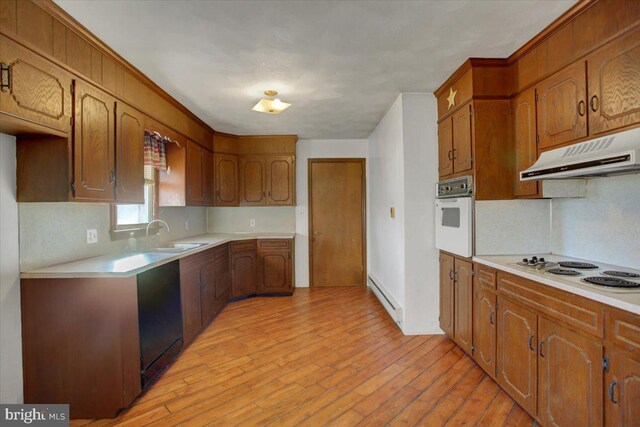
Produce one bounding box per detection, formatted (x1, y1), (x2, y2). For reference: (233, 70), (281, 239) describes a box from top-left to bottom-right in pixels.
(111, 165), (159, 236)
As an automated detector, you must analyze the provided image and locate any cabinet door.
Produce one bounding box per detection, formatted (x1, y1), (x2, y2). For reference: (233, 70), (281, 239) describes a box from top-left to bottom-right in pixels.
(202, 149), (214, 206)
(497, 297), (537, 416)
(439, 252), (455, 338)
(186, 141), (203, 205)
(537, 61), (587, 150)
(513, 87), (539, 198)
(214, 153), (238, 206)
(474, 287), (496, 377)
(180, 268), (202, 345)
(258, 249), (291, 294)
(0, 34), (72, 134)
(200, 262), (217, 326)
(115, 102), (144, 204)
(454, 258), (473, 355)
(266, 156), (295, 206)
(605, 347), (640, 427)
(73, 81), (116, 201)
(239, 156), (266, 206)
(231, 250), (257, 298)
(588, 29), (640, 135)
(452, 103), (473, 173)
(438, 117), (454, 177)
(538, 317), (603, 427)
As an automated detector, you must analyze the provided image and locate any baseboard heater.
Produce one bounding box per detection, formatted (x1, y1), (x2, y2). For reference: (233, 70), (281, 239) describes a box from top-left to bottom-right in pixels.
(368, 274), (403, 323)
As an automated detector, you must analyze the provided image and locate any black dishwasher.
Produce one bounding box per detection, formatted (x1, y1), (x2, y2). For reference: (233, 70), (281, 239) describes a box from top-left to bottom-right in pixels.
(137, 260), (183, 389)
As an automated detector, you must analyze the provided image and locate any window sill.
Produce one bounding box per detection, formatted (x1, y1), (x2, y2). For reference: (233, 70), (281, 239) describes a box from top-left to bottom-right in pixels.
(110, 225), (160, 241)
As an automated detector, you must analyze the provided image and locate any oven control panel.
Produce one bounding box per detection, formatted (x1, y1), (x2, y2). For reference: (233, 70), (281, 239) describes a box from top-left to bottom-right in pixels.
(436, 176), (473, 198)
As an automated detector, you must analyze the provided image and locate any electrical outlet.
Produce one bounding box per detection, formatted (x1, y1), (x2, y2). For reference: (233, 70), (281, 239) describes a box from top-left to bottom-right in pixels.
(184, 220), (190, 231)
(86, 229), (98, 244)
(249, 219), (256, 227)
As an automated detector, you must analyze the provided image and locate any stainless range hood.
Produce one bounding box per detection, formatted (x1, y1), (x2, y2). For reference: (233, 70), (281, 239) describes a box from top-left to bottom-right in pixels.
(520, 127), (640, 180)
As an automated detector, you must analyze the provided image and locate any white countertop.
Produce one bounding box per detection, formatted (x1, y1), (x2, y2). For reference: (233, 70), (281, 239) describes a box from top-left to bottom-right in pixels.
(473, 254), (640, 315)
(21, 232), (295, 279)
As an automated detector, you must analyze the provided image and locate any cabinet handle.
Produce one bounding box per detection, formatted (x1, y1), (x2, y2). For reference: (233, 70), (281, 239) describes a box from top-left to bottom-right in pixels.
(608, 381), (618, 404)
(538, 340), (545, 357)
(489, 311), (495, 325)
(590, 95), (599, 112)
(449, 269), (454, 281)
(108, 170), (116, 184)
(578, 100), (586, 117)
(451, 148), (457, 160)
(528, 335), (535, 351)
(0, 63), (11, 93)
(447, 150), (453, 161)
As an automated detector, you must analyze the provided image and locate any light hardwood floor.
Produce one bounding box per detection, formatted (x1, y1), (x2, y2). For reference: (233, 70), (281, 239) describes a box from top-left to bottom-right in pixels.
(71, 287), (535, 426)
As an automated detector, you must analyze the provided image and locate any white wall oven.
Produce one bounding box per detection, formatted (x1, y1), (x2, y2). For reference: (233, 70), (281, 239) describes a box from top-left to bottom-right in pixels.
(435, 176), (473, 258)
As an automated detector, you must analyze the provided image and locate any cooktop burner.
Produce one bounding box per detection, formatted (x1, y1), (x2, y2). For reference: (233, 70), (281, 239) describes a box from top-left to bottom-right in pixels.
(603, 271), (640, 279)
(558, 261), (599, 269)
(583, 277), (640, 288)
(547, 268), (581, 276)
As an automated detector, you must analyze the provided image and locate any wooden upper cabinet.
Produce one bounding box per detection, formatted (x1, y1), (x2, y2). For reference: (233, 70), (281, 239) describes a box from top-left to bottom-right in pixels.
(537, 317), (603, 427)
(214, 153), (238, 206)
(474, 286), (496, 377)
(115, 102), (144, 204)
(439, 252), (455, 338)
(454, 258), (473, 355)
(512, 88), (539, 198)
(239, 156), (266, 206)
(587, 28), (640, 136)
(0, 34), (72, 134)
(202, 149), (214, 206)
(452, 103), (473, 173)
(186, 140), (203, 205)
(438, 117), (454, 177)
(73, 80), (115, 201)
(497, 297), (537, 416)
(266, 156), (295, 206)
(605, 347), (640, 427)
(536, 60), (587, 150)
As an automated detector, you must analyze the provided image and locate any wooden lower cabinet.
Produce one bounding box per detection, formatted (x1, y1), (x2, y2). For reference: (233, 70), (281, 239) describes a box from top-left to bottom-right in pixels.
(538, 317), (603, 427)
(474, 287), (496, 377)
(605, 347), (640, 427)
(496, 296), (537, 416)
(454, 259), (473, 354)
(180, 267), (202, 344)
(439, 252), (455, 337)
(231, 248), (258, 298)
(257, 239), (293, 294)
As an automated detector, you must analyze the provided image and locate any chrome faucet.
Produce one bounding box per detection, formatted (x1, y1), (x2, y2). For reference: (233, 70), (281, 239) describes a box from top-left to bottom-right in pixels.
(146, 219), (170, 237)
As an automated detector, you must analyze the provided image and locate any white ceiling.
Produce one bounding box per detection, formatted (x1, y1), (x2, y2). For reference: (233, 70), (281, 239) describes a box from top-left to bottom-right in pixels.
(56, 0), (575, 139)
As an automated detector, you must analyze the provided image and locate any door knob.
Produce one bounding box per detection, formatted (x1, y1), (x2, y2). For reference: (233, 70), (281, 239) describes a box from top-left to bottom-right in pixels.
(313, 231), (320, 236)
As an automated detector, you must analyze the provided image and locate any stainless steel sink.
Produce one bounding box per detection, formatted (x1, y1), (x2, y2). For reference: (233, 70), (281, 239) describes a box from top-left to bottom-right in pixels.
(144, 242), (207, 253)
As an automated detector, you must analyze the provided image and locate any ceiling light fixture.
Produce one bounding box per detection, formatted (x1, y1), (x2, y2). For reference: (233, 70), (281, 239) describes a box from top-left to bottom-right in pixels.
(252, 90), (291, 115)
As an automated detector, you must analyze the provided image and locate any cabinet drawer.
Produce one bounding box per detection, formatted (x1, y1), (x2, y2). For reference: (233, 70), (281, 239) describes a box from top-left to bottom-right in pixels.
(606, 308), (640, 353)
(497, 272), (604, 338)
(257, 239), (291, 250)
(179, 248), (215, 273)
(230, 240), (257, 252)
(476, 263), (497, 290)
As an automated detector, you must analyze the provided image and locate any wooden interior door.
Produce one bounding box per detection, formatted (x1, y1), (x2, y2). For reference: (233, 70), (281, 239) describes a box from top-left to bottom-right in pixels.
(115, 102), (144, 204)
(239, 156), (266, 206)
(497, 297), (537, 416)
(587, 28), (640, 135)
(439, 252), (455, 338)
(538, 317), (603, 427)
(309, 159), (366, 287)
(186, 141), (203, 205)
(454, 258), (473, 355)
(438, 117), (454, 177)
(73, 81), (115, 201)
(214, 153), (238, 206)
(266, 155), (295, 205)
(452, 103), (473, 173)
(537, 60), (587, 150)
(606, 347), (640, 427)
(512, 87), (539, 198)
(474, 287), (497, 377)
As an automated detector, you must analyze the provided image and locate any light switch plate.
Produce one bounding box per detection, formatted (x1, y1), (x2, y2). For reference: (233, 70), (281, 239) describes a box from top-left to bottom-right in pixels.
(184, 220), (190, 231)
(249, 219), (256, 227)
(87, 229), (98, 244)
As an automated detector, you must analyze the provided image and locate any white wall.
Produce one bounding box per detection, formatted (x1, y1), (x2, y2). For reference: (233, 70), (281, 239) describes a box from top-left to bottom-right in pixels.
(295, 139), (369, 287)
(207, 207), (295, 233)
(551, 174), (640, 269)
(0, 133), (23, 403)
(400, 94), (440, 334)
(368, 95), (406, 305)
